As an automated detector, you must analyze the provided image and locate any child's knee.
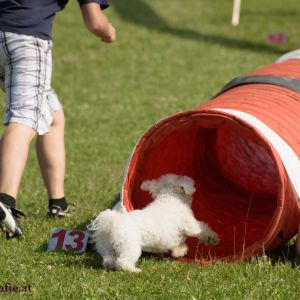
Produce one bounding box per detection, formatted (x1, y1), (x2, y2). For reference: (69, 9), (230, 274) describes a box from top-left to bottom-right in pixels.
(51, 110), (65, 128)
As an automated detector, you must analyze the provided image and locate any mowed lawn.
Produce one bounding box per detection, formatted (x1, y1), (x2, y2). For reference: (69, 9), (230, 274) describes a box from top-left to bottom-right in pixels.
(1, 0), (300, 299)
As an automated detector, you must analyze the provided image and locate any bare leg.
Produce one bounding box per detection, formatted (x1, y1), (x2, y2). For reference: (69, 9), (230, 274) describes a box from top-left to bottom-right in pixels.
(36, 110), (65, 199)
(0, 123), (36, 198)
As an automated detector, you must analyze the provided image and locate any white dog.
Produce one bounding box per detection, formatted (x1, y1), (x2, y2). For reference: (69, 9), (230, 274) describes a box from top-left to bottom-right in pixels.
(89, 174), (219, 272)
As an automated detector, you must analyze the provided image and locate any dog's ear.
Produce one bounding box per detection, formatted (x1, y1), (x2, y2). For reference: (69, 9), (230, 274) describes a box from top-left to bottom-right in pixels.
(141, 179), (159, 195)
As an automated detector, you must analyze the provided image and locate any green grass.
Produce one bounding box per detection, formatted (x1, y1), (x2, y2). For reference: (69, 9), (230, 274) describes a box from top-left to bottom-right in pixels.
(1, 0), (300, 299)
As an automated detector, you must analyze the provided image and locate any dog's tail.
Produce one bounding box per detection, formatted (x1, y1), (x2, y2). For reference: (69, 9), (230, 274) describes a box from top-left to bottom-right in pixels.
(88, 209), (116, 232)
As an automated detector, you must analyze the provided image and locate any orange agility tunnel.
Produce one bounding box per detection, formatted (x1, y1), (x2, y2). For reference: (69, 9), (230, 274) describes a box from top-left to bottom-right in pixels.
(118, 57), (300, 262)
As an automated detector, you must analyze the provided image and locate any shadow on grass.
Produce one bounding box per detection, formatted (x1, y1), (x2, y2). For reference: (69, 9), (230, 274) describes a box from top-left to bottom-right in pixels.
(34, 193), (124, 269)
(245, 242), (298, 268)
(51, 252), (166, 271)
(35, 217), (94, 253)
(267, 243), (298, 268)
(33, 193), (169, 271)
(111, 0), (289, 55)
(36, 242), (165, 271)
(243, 10), (299, 17)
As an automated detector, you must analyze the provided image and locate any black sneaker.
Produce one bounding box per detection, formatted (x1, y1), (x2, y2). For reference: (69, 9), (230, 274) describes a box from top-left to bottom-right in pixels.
(0, 202), (25, 238)
(47, 203), (76, 218)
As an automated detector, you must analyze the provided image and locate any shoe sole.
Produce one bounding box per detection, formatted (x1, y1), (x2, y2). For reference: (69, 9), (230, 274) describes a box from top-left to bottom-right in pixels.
(47, 205), (76, 218)
(0, 203), (23, 238)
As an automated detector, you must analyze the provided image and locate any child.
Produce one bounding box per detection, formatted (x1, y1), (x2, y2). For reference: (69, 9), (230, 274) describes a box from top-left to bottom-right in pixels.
(0, 0), (116, 238)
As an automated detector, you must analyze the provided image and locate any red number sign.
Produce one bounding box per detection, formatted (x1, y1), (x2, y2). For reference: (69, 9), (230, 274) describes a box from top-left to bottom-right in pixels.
(48, 228), (89, 253)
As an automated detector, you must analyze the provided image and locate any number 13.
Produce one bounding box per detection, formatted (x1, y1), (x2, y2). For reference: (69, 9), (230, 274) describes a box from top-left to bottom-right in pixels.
(51, 229), (87, 252)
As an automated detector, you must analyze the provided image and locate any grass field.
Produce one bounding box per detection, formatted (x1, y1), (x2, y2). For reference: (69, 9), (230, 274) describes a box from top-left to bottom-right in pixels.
(1, 0), (300, 299)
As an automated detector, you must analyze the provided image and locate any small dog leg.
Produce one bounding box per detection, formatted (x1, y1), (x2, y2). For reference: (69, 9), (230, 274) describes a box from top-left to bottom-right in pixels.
(102, 255), (117, 270)
(115, 243), (142, 273)
(171, 243), (188, 258)
(197, 222), (219, 246)
(115, 258), (141, 273)
(184, 220), (219, 246)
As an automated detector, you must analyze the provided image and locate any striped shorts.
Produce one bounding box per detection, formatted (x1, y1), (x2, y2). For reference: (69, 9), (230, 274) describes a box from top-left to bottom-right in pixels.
(0, 31), (62, 135)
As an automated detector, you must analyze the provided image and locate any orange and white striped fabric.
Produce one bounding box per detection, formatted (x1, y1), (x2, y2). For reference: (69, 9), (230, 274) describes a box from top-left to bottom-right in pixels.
(118, 56), (300, 263)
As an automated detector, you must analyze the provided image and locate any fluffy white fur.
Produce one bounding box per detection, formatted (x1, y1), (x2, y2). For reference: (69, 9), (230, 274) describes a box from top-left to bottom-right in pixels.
(89, 174), (219, 273)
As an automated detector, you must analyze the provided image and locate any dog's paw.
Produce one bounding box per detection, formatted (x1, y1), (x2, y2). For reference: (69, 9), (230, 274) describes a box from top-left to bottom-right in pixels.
(130, 267), (142, 273)
(102, 256), (117, 271)
(201, 231), (220, 246)
(116, 260), (142, 273)
(120, 266), (141, 273)
(171, 244), (188, 258)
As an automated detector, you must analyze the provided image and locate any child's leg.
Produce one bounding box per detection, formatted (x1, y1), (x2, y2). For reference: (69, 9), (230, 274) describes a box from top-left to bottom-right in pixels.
(36, 109), (65, 199)
(0, 123), (36, 198)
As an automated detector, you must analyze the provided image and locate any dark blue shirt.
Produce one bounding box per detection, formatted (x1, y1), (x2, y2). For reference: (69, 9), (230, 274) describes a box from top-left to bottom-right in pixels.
(0, 0), (109, 40)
